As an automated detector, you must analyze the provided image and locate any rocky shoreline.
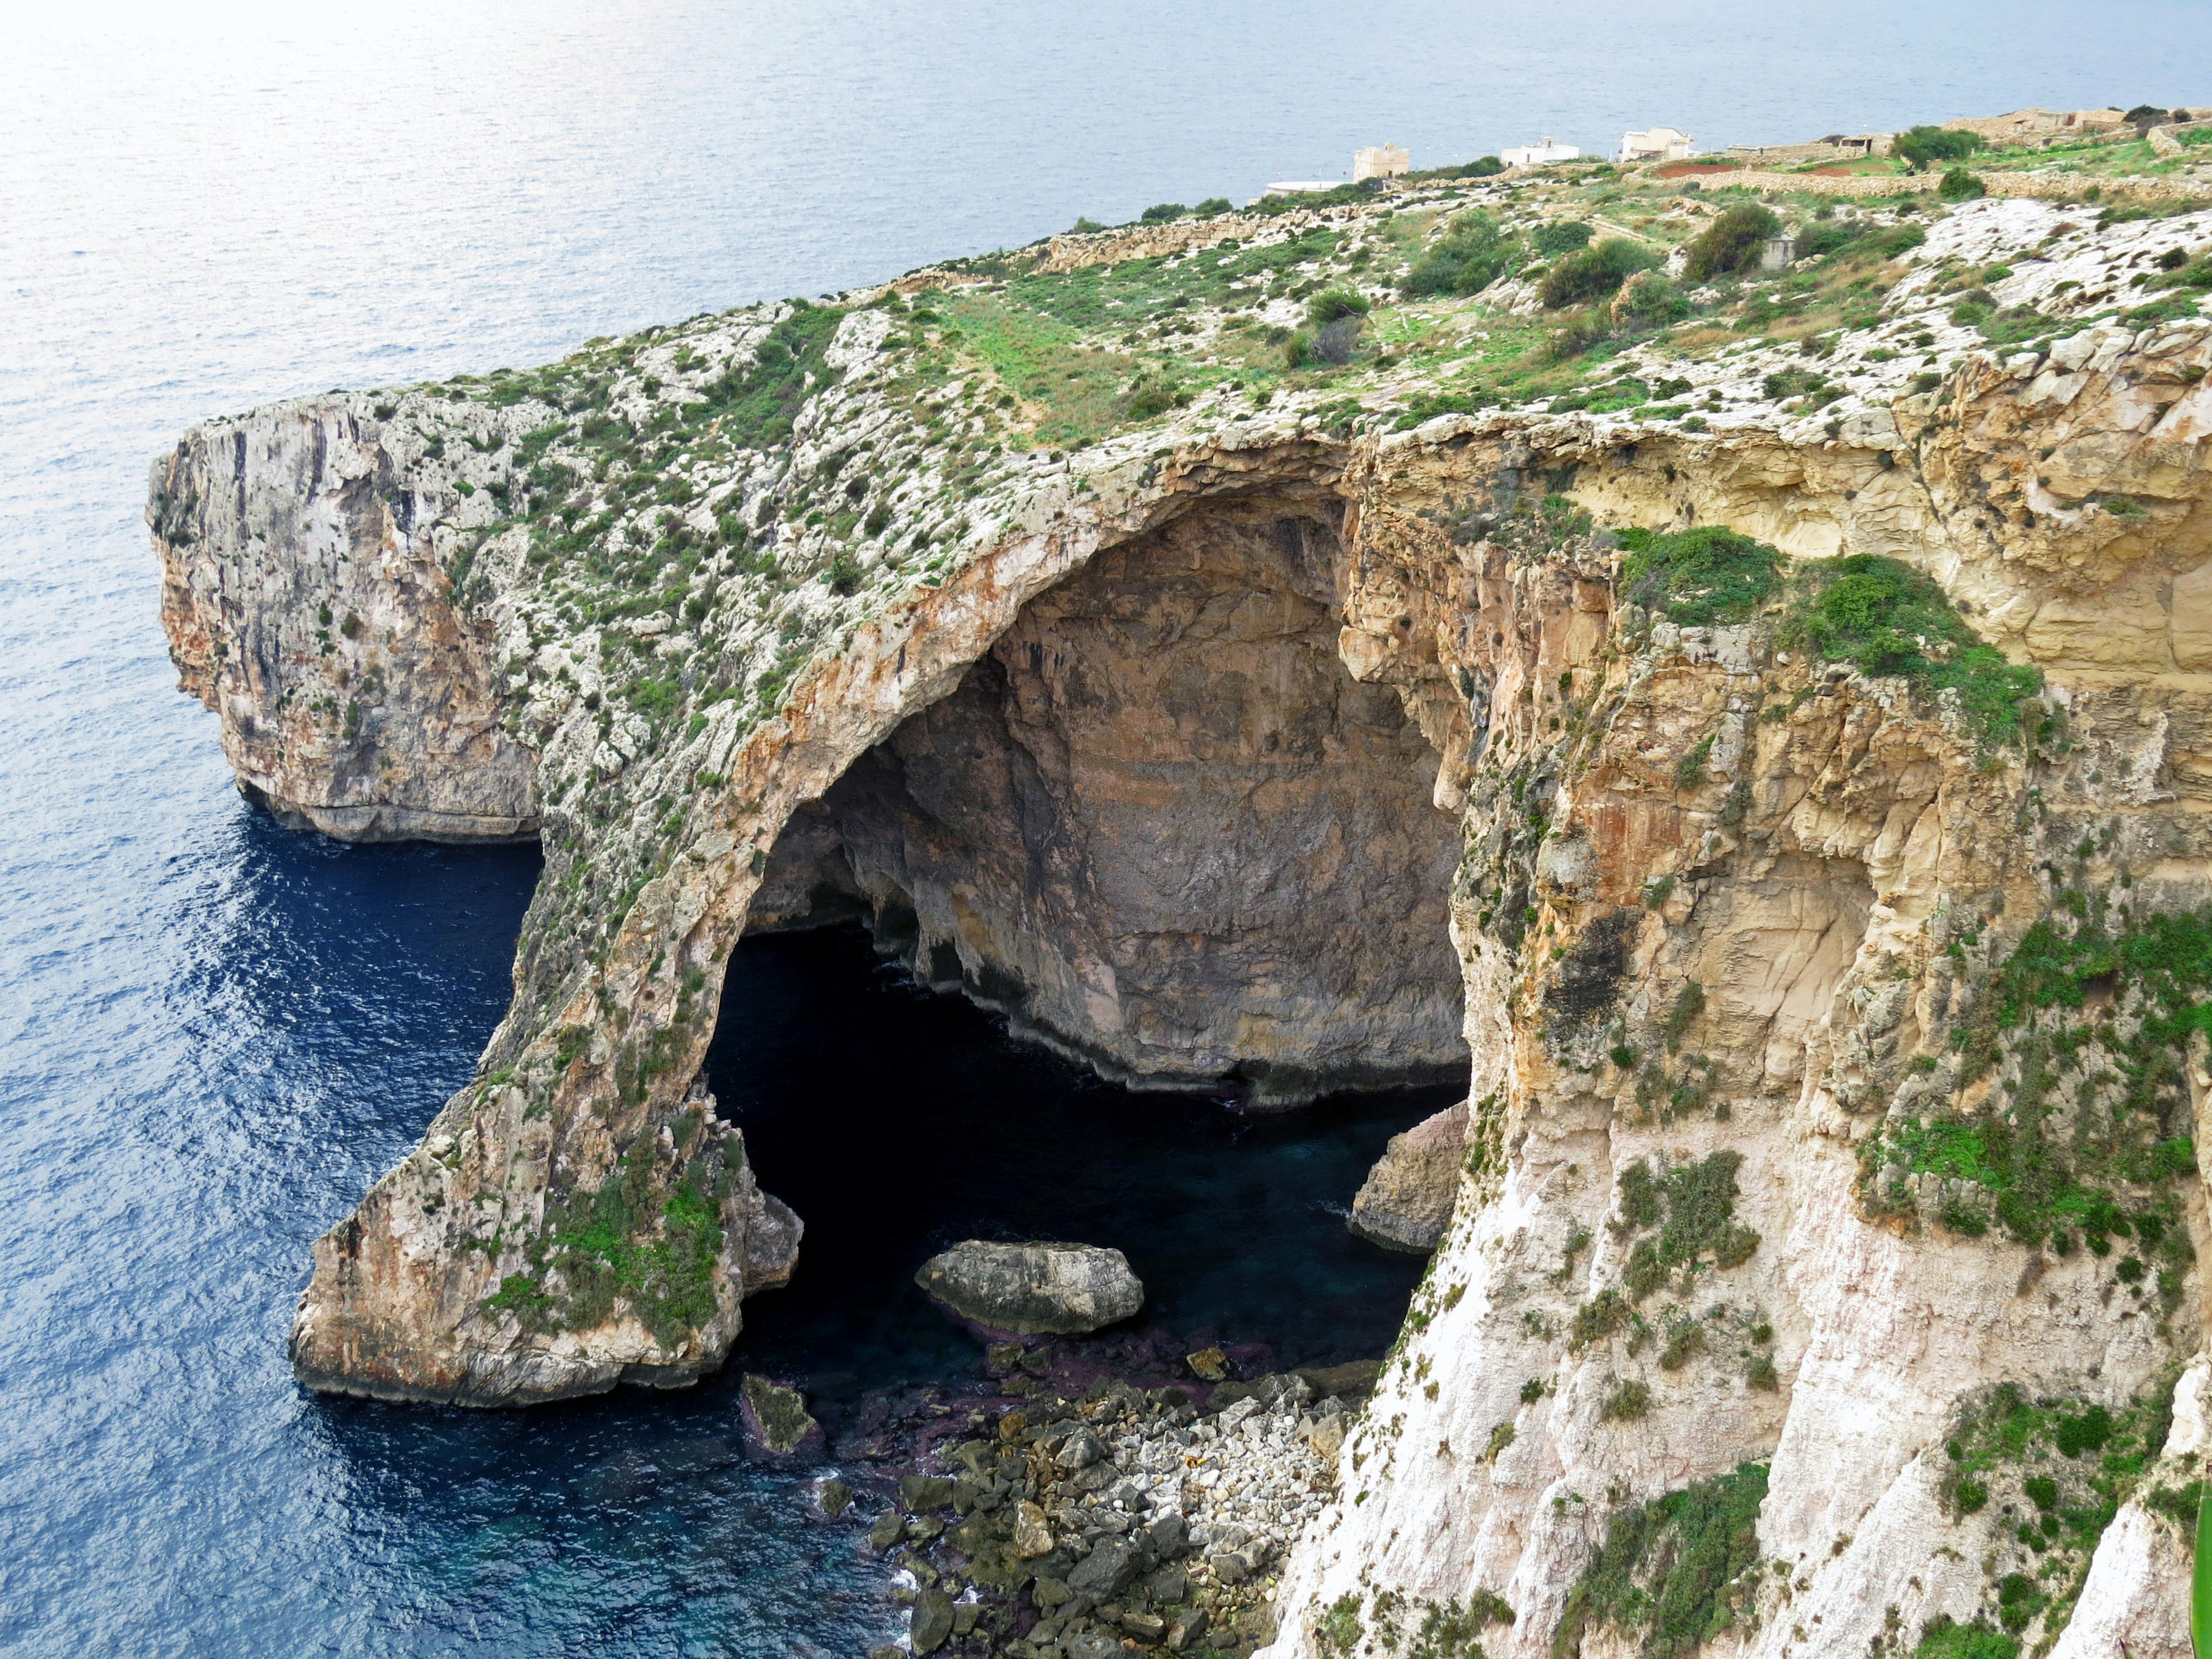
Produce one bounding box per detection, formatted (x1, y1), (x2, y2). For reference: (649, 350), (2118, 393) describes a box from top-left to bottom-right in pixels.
(775, 1331), (1376, 1659)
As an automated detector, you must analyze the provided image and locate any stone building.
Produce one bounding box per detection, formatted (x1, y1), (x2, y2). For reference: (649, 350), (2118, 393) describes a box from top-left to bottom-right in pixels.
(1353, 143), (1410, 181)
(1618, 124), (1694, 164)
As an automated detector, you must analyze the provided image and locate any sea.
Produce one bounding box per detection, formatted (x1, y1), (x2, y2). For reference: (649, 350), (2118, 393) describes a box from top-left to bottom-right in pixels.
(5, 3), (2207, 1653)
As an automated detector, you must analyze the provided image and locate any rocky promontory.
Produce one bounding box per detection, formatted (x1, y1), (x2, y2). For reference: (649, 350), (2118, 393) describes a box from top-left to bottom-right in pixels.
(156, 130), (2212, 1659)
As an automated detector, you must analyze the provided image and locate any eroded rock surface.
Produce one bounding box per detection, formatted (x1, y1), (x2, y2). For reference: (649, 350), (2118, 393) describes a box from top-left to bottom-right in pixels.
(1348, 1099), (1468, 1252)
(751, 502), (1466, 1104)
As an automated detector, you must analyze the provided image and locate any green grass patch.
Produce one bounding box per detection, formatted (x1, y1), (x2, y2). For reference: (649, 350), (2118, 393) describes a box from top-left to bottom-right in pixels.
(940, 294), (1140, 448)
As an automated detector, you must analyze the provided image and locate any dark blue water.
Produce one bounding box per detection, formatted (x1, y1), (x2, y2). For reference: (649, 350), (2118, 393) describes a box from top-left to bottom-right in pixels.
(713, 928), (1445, 1396)
(7, 5), (2211, 1654)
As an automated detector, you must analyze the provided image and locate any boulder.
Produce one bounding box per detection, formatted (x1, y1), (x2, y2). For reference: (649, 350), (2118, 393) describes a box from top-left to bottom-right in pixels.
(1012, 1499), (1056, 1558)
(911, 1586), (956, 1655)
(1348, 1100), (1468, 1252)
(915, 1240), (1144, 1336)
(1069, 1537), (1141, 1597)
(738, 1374), (824, 1464)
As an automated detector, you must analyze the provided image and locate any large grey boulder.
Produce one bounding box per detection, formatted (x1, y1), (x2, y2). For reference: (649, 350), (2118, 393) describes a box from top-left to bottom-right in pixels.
(915, 1240), (1144, 1336)
(1349, 1100), (1468, 1252)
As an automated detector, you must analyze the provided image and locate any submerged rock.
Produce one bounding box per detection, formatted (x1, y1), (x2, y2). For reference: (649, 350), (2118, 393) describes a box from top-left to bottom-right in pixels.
(915, 1241), (1144, 1336)
(738, 1373), (824, 1464)
(1347, 1100), (1468, 1253)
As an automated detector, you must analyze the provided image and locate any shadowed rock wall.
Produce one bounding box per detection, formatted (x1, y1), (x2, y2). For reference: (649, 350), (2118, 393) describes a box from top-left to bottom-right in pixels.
(749, 500), (1468, 1106)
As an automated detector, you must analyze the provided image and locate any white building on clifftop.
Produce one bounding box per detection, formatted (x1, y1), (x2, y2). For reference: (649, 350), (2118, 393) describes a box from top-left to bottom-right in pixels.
(1618, 125), (1694, 163)
(1499, 137), (1580, 168)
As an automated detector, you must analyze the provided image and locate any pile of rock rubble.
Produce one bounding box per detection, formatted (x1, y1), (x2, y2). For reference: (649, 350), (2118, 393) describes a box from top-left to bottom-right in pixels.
(855, 1359), (1371, 1659)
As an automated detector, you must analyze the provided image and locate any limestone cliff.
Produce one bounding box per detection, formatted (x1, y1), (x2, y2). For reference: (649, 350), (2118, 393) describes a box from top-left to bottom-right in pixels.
(154, 164), (2212, 1658)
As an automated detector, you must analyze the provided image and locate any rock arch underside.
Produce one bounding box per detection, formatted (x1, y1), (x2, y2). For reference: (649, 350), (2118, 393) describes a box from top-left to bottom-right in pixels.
(154, 200), (2212, 1659)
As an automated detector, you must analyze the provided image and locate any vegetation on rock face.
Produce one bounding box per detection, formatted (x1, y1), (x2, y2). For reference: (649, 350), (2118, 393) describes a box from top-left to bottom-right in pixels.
(484, 1119), (735, 1343)
(1617, 526), (1783, 626)
(1782, 553), (2046, 748)
(1613, 1152), (1760, 1300)
(1912, 1617), (2020, 1659)
(1555, 1462), (1768, 1659)
(1934, 1377), (2180, 1649)
(1862, 898), (2207, 1272)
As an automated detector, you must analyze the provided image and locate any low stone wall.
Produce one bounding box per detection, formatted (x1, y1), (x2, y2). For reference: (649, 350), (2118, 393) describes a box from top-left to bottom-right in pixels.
(1672, 166), (2196, 206)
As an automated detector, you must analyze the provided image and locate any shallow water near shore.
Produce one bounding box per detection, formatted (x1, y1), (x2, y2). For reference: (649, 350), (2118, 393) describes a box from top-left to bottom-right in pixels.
(7, 2), (2211, 1654)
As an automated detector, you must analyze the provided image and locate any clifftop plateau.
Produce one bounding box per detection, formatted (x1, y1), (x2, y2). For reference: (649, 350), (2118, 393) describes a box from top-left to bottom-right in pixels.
(155, 142), (2212, 1659)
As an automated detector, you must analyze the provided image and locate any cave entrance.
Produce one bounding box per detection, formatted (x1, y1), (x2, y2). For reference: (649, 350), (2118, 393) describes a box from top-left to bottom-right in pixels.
(744, 496), (1469, 1108)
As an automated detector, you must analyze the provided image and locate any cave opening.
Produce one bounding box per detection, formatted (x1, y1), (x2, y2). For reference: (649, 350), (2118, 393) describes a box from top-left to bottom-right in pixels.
(744, 495), (1471, 1108)
(701, 495), (1473, 1401)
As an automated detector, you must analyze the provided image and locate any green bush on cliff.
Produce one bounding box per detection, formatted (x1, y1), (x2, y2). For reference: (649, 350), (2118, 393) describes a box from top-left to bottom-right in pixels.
(1616, 525), (1783, 627)
(1616, 1152), (1760, 1301)
(1556, 1463), (1768, 1659)
(1865, 899), (2210, 1256)
(1681, 203), (1781, 282)
(1926, 1378), (2180, 1642)
(485, 1134), (727, 1344)
(1914, 1619), (2018, 1659)
(699, 303), (847, 450)
(1781, 553), (2044, 747)
(1539, 238), (1658, 309)
(1402, 211), (1519, 298)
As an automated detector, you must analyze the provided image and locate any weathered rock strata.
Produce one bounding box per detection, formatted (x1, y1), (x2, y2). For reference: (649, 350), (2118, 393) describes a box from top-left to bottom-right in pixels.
(155, 184), (2212, 1659)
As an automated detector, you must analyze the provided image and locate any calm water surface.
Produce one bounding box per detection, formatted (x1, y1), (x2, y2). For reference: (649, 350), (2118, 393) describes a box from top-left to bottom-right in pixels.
(5, 4), (2209, 1653)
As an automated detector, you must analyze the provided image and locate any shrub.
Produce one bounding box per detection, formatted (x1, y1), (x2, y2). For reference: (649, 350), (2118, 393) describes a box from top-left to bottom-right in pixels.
(1895, 125), (1985, 171)
(1119, 370), (1185, 419)
(1402, 210), (1517, 298)
(1600, 1378), (1653, 1421)
(1540, 238), (1660, 308)
(1938, 168), (1987, 201)
(1193, 196), (1234, 215)
(1616, 269), (1690, 324)
(1781, 553), (2045, 746)
(1618, 525), (1784, 626)
(1914, 1618), (2018, 1659)
(1558, 1463), (1768, 1659)
(1306, 287), (1372, 326)
(1533, 219), (1595, 258)
(1798, 219), (1869, 259)
(1681, 203), (1782, 281)
(1140, 202), (1188, 224)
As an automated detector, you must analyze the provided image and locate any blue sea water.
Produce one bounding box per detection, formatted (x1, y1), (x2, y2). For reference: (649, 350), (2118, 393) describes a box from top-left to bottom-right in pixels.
(5, 4), (2210, 1653)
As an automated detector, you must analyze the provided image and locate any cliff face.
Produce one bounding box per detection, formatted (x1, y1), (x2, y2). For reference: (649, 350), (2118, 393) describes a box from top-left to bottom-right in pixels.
(153, 404), (539, 840)
(154, 173), (2212, 1659)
